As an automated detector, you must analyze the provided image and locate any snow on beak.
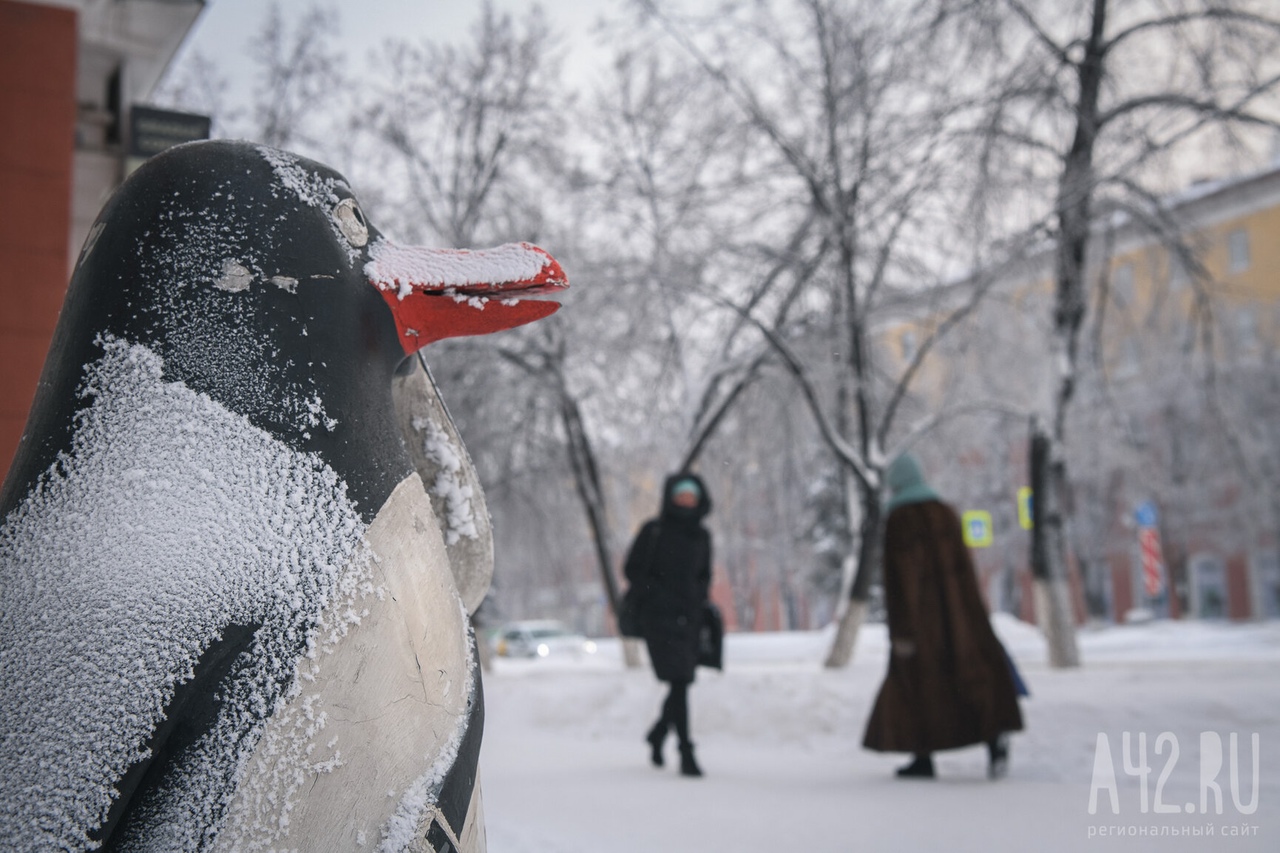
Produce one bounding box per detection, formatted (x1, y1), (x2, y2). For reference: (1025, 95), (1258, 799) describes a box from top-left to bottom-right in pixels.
(364, 239), (568, 354)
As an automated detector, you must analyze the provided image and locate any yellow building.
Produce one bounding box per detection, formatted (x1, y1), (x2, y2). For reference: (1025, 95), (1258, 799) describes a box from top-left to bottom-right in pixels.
(877, 163), (1280, 623)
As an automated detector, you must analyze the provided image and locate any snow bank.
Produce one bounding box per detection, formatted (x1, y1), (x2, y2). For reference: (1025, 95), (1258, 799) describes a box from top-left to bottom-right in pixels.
(481, 619), (1280, 853)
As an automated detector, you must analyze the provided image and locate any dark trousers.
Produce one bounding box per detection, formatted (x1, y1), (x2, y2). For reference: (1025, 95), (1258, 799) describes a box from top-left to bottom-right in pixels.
(657, 680), (691, 745)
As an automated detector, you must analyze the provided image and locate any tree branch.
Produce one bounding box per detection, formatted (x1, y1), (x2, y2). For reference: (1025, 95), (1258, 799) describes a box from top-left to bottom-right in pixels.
(1097, 76), (1280, 130)
(1002, 0), (1072, 65)
(714, 295), (875, 489)
(1104, 8), (1280, 56)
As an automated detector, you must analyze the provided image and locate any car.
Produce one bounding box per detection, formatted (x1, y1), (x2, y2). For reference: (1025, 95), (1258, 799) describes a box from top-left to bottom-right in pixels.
(494, 620), (598, 659)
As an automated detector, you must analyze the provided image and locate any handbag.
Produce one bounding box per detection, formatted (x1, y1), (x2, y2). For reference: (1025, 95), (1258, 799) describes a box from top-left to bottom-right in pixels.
(618, 586), (643, 638)
(697, 601), (724, 670)
(1001, 641), (1030, 697)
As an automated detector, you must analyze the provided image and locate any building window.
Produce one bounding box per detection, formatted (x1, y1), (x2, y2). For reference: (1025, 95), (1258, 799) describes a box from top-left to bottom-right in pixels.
(1111, 262), (1134, 307)
(1115, 336), (1141, 378)
(1120, 412), (1150, 448)
(900, 329), (917, 362)
(1227, 228), (1250, 273)
(1188, 554), (1228, 619)
(1252, 551), (1280, 619)
(1233, 307), (1258, 357)
(1168, 253), (1189, 290)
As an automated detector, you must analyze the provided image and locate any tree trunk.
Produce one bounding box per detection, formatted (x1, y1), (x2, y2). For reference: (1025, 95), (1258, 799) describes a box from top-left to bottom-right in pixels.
(622, 637), (646, 668)
(823, 595), (868, 669)
(560, 392), (642, 667)
(1024, 0), (1110, 669)
(1029, 423), (1081, 667)
(824, 470), (883, 668)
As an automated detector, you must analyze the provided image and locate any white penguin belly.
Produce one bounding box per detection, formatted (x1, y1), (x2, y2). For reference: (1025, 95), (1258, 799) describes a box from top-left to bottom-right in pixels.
(213, 472), (484, 852)
(0, 337), (373, 852)
(0, 338), (484, 851)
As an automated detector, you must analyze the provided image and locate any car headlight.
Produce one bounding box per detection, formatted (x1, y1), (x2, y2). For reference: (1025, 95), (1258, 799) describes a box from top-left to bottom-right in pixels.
(537, 643), (550, 657)
(583, 640), (598, 654)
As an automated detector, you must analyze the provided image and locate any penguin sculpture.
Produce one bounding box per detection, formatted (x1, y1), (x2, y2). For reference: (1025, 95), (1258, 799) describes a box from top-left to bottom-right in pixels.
(0, 139), (566, 852)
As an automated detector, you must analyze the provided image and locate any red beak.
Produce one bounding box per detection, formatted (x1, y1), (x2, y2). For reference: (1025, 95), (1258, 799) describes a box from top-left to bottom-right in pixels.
(365, 240), (568, 354)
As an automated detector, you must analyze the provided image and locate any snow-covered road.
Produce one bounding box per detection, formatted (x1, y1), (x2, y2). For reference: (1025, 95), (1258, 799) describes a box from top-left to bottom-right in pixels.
(479, 617), (1280, 852)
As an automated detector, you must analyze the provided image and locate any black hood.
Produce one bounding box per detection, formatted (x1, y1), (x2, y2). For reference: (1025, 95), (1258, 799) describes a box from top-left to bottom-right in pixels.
(659, 471), (712, 523)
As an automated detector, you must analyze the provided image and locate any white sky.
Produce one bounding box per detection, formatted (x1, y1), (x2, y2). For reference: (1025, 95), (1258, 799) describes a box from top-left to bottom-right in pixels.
(173, 0), (625, 100)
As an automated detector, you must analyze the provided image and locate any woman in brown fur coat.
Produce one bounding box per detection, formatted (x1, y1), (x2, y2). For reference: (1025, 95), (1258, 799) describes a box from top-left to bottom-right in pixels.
(862, 454), (1023, 779)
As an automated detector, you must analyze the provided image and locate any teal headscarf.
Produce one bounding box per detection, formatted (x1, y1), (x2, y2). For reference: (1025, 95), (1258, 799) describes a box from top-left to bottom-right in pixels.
(885, 453), (940, 511)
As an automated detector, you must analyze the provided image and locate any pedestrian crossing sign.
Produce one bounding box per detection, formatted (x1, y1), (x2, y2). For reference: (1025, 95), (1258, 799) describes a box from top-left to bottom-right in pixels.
(1017, 487), (1033, 530)
(962, 510), (993, 548)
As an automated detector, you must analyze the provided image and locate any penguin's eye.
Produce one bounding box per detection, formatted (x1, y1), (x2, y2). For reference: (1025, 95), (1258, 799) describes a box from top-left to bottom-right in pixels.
(333, 198), (369, 247)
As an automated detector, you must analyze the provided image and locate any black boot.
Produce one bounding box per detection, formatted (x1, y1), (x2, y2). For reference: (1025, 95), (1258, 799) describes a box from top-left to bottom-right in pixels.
(646, 722), (667, 768)
(895, 754), (935, 779)
(988, 733), (1010, 779)
(679, 742), (703, 777)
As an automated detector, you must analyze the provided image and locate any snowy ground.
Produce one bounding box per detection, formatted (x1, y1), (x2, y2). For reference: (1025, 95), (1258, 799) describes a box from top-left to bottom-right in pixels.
(478, 616), (1280, 852)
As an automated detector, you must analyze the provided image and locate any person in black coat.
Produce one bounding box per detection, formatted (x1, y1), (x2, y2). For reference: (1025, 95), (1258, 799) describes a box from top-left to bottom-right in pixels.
(623, 472), (713, 777)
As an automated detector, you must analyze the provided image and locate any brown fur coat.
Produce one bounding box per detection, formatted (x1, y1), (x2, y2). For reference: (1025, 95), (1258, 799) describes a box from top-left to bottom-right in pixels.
(863, 500), (1023, 753)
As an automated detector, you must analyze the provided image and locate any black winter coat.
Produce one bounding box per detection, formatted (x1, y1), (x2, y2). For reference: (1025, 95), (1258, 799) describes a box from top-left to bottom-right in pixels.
(623, 475), (712, 684)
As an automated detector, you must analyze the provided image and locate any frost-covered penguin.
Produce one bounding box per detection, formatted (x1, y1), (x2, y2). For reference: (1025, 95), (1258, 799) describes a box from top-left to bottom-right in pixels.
(0, 139), (566, 852)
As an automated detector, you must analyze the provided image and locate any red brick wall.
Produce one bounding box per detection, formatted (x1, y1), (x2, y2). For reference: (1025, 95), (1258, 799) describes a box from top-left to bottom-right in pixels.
(709, 572), (738, 632)
(1226, 553), (1251, 620)
(0, 0), (77, 484)
(1110, 553), (1134, 619)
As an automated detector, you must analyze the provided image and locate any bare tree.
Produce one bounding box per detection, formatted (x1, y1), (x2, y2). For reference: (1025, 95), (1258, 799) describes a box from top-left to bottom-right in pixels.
(585, 38), (795, 467)
(153, 2), (344, 149)
(248, 2), (346, 152)
(930, 0), (1280, 666)
(151, 50), (240, 138)
(481, 317), (653, 665)
(543, 39), (785, 645)
(637, 0), (1028, 665)
(364, 1), (566, 248)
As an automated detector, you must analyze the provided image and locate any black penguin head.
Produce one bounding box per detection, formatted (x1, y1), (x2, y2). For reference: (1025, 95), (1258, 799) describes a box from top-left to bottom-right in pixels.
(2, 140), (565, 520)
